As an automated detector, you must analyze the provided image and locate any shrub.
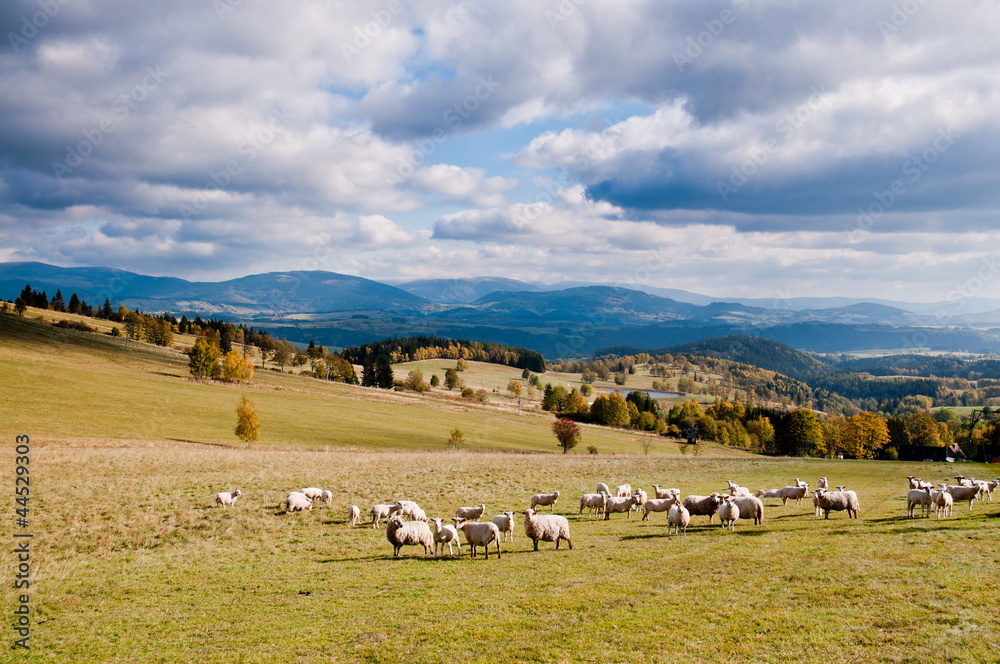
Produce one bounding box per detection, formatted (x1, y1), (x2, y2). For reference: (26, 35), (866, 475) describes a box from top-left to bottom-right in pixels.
(587, 445), (598, 455)
(461, 387), (475, 399)
(475, 389), (489, 402)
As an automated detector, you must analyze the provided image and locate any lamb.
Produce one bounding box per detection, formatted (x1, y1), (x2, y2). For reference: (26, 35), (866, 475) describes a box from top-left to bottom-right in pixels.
(596, 482), (611, 495)
(579, 492), (609, 517)
(730, 495), (764, 525)
(319, 490), (333, 506)
(652, 485), (680, 499)
(452, 517), (502, 559)
(286, 491), (313, 513)
(616, 484), (633, 497)
(754, 488), (784, 500)
(429, 517), (462, 557)
(370, 503), (401, 528)
(667, 502), (690, 535)
(642, 497), (679, 521)
(906, 487), (933, 518)
(347, 505), (361, 527)
(814, 488), (859, 519)
(394, 500), (428, 522)
(683, 493), (724, 523)
(455, 504), (487, 521)
(530, 491), (560, 512)
(386, 515), (433, 557)
(300, 487), (324, 501)
(943, 483), (980, 511)
(215, 489), (242, 508)
(780, 483), (809, 506)
(603, 494), (641, 520)
(934, 489), (953, 517)
(718, 497), (740, 531)
(522, 509), (572, 551)
(492, 511), (516, 542)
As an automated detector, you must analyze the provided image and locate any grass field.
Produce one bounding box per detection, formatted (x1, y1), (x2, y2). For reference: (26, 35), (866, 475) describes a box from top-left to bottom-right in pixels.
(5, 311), (1000, 662)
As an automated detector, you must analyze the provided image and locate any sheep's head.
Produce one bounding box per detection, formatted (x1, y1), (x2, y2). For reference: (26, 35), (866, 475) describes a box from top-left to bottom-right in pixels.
(522, 509), (537, 518)
(554, 491), (560, 498)
(235, 489), (242, 497)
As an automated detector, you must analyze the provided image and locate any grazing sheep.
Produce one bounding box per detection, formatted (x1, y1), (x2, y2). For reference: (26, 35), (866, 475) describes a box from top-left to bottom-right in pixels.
(319, 490), (333, 506)
(455, 504), (487, 521)
(522, 509), (572, 551)
(616, 484), (633, 497)
(718, 497), (740, 531)
(667, 502), (690, 536)
(579, 492), (609, 517)
(604, 494), (641, 520)
(300, 487), (325, 501)
(286, 491), (313, 513)
(452, 517), (502, 559)
(814, 489), (859, 519)
(754, 488), (784, 500)
(530, 491), (560, 512)
(906, 487), (934, 518)
(429, 518), (462, 557)
(386, 515), (433, 557)
(683, 493), (724, 523)
(943, 483), (979, 511)
(370, 503), (401, 528)
(596, 482), (611, 495)
(215, 489), (242, 508)
(395, 500), (428, 522)
(780, 484), (809, 506)
(642, 497), (679, 521)
(934, 489), (954, 518)
(492, 511), (516, 542)
(652, 485), (680, 499)
(730, 495), (764, 525)
(347, 505), (361, 527)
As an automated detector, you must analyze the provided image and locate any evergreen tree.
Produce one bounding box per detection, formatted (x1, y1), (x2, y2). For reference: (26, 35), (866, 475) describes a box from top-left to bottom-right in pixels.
(68, 293), (81, 314)
(102, 298), (113, 319)
(376, 357), (395, 389)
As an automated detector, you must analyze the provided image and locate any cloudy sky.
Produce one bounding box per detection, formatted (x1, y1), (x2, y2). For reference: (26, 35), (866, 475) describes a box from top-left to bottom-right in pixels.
(1, 0), (998, 302)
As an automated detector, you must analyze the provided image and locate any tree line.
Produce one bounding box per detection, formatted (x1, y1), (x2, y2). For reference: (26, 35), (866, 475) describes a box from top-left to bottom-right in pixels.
(342, 335), (546, 373)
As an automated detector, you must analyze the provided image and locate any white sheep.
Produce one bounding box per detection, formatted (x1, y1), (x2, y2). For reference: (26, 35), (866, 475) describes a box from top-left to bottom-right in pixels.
(943, 483), (979, 511)
(934, 489), (953, 518)
(215, 489), (242, 508)
(386, 515), (433, 557)
(530, 491), (560, 512)
(780, 484), (809, 506)
(730, 495), (764, 525)
(596, 482), (611, 495)
(429, 517), (462, 557)
(370, 503), (401, 528)
(718, 497), (740, 531)
(616, 484), (633, 497)
(667, 502), (690, 535)
(603, 494), (641, 520)
(906, 487), (933, 518)
(347, 505), (361, 527)
(579, 492), (609, 517)
(634, 488), (648, 508)
(817, 476), (829, 491)
(652, 485), (680, 499)
(642, 497), (679, 521)
(725, 480), (750, 497)
(452, 517), (502, 559)
(319, 490), (333, 506)
(754, 488), (784, 500)
(455, 504), (487, 521)
(814, 489), (859, 519)
(682, 493), (724, 523)
(492, 511), (516, 542)
(794, 478), (807, 488)
(300, 487), (324, 501)
(286, 491), (313, 513)
(395, 500), (428, 522)
(522, 509), (572, 551)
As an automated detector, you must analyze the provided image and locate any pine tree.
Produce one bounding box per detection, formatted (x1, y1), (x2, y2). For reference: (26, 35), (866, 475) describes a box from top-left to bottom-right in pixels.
(68, 293), (81, 314)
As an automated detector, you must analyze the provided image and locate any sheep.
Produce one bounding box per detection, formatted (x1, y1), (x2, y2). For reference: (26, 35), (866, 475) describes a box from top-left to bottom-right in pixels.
(492, 511), (516, 542)
(794, 478), (807, 488)
(652, 485), (680, 499)
(814, 489), (859, 519)
(579, 492), (609, 517)
(455, 504), (486, 521)
(754, 488), (784, 500)
(634, 488), (648, 508)
(730, 495), (764, 525)
(300, 487), (324, 501)
(596, 482), (611, 495)
(817, 476), (828, 490)
(906, 476), (920, 490)
(955, 476), (975, 487)
(725, 480), (750, 497)
(906, 487), (934, 518)
(943, 483), (980, 511)
(319, 490), (333, 506)
(386, 515), (433, 557)
(616, 484), (633, 497)
(934, 489), (953, 517)
(667, 502), (690, 535)
(780, 483), (809, 506)
(370, 503), (401, 528)
(812, 490), (823, 517)
(522, 508), (572, 551)
(530, 491), (560, 512)
(603, 494), (641, 520)
(215, 489), (242, 508)
(394, 500), (428, 522)
(452, 517), (502, 559)
(683, 493), (724, 523)
(982, 478), (1000, 501)
(429, 518), (462, 557)
(286, 491), (313, 513)
(347, 505), (361, 527)
(718, 497), (740, 531)
(642, 497), (679, 521)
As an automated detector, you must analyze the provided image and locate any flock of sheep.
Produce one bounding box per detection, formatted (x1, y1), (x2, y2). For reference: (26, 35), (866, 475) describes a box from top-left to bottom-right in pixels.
(211, 472), (998, 558)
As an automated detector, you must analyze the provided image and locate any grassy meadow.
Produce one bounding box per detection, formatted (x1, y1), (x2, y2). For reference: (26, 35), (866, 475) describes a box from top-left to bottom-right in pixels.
(4, 312), (1000, 662)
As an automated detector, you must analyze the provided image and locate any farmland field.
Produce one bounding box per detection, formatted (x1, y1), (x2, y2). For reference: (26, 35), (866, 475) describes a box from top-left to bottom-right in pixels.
(3, 313), (1000, 663)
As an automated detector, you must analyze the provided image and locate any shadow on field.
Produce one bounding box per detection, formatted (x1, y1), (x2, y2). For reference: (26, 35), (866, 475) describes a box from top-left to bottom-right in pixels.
(168, 438), (234, 448)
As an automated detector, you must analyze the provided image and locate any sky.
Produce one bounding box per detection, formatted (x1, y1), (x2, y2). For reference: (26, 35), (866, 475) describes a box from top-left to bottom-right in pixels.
(1, 0), (999, 303)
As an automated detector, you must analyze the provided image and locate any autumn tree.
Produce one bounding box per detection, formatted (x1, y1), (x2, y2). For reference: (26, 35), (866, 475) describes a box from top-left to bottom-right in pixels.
(188, 337), (222, 379)
(507, 379), (523, 397)
(839, 412), (890, 459)
(906, 412), (942, 446)
(777, 409), (823, 456)
(552, 417), (581, 453)
(444, 368), (460, 390)
(235, 395), (261, 447)
(448, 428), (464, 449)
(222, 350), (254, 383)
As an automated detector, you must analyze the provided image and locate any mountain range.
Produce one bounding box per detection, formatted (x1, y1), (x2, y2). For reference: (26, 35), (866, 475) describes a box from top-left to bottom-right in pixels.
(3, 261), (1000, 358)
